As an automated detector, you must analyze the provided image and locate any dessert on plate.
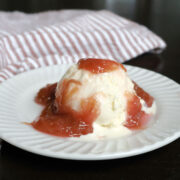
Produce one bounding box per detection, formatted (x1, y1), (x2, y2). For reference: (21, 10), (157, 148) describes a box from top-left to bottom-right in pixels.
(31, 58), (156, 139)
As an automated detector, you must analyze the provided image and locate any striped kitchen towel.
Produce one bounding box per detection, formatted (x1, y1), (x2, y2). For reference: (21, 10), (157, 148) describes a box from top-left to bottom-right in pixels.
(0, 10), (166, 82)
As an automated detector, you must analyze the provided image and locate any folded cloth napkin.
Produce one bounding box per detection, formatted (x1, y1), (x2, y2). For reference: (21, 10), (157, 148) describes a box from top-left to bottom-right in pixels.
(0, 10), (166, 82)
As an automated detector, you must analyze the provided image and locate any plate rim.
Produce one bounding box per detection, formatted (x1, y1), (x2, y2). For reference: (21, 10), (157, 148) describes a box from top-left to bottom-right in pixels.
(0, 129), (179, 160)
(0, 64), (179, 87)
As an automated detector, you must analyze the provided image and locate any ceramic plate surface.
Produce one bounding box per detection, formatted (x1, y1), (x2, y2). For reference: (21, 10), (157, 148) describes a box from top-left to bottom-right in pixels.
(0, 65), (180, 160)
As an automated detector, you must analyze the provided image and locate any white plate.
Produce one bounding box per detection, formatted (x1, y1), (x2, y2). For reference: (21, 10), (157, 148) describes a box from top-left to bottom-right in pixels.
(0, 65), (180, 160)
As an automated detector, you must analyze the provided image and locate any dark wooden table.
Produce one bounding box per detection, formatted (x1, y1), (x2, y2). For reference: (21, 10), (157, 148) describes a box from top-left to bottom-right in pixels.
(0, 0), (180, 179)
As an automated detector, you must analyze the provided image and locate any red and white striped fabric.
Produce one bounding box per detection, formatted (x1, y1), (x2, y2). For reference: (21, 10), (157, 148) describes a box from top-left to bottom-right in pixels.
(0, 10), (166, 82)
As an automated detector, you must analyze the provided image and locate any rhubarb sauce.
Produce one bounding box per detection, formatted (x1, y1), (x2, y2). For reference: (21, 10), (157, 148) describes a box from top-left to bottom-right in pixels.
(31, 59), (154, 137)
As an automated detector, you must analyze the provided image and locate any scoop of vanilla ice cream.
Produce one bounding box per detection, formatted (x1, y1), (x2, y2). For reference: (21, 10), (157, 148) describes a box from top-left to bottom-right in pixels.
(55, 63), (136, 138)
